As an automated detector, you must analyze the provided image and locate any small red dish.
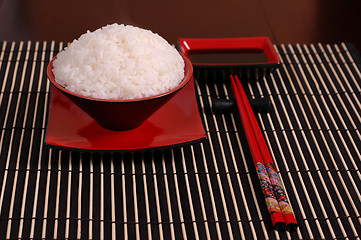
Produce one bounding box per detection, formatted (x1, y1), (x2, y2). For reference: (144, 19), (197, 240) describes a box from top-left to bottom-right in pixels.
(177, 36), (280, 67)
(45, 77), (206, 152)
(177, 37), (280, 80)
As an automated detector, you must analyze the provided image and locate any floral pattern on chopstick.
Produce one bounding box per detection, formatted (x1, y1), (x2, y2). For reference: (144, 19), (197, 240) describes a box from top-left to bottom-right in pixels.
(266, 162), (295, 217)
(256, 162), (282, 215)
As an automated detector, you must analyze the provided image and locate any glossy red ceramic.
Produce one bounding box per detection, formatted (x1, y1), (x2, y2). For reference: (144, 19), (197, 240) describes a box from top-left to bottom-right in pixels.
(177, 36), (280, 67)
(47, 54), (193, 131)
(45, 77), (206, 152)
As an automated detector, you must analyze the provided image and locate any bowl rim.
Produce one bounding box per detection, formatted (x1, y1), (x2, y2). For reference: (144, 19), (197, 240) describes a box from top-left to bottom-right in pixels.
(47, 53), (193, 103)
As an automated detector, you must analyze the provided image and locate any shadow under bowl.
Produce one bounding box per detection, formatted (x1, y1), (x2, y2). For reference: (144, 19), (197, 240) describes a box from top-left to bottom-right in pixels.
(47, 54), (193, 131)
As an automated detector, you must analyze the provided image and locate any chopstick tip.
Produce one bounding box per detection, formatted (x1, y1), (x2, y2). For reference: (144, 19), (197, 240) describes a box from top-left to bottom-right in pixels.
(273, 222), (286, 231)
(286, 223), (298, 232)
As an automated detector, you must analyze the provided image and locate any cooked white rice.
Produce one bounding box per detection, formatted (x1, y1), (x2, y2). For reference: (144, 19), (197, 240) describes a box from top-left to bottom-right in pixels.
(52, 24), (185, 100)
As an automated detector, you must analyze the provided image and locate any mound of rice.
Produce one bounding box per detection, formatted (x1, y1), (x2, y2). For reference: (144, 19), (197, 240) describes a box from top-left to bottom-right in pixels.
(52, 24), (185, 100)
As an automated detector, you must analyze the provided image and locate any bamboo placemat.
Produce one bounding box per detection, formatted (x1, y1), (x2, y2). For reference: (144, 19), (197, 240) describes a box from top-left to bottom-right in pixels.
(0, 41), (361, 239)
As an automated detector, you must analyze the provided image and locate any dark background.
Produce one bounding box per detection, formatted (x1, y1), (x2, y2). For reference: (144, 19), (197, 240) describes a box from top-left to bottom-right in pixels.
(1, 0), (361, 51)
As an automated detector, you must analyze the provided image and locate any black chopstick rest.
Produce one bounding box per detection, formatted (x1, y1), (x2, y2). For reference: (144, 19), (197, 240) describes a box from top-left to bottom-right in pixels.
(250, 97), (273, 114)
(212, 99), (236, 113)
(212, 98), (272, 114)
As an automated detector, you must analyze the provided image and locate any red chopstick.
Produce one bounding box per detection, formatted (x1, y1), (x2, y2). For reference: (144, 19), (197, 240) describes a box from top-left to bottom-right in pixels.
(231, 75), (298, 231)
(230, 76), (285, 230)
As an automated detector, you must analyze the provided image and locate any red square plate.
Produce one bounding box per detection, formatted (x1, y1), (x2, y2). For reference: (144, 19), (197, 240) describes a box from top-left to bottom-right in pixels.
(45, 78), (206, 152)
(177, 36), (280, 68)
(177, 37), (280, 81)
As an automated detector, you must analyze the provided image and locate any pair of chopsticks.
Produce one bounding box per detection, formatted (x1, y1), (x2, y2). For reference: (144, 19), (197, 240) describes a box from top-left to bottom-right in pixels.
(230, 75), (297, 231)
